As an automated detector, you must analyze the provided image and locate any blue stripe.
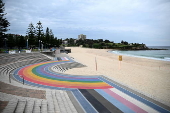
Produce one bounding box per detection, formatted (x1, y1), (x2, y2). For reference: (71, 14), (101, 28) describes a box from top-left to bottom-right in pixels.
(61, 57), (65, 60)
(35, 65), (100, 82)
(64, 57), (75, 62)
(95, 89), (135, 113)
(71, 90), (98, 113)
(45, 63), (100, 78)
(33, 62), (101, 81)
(99, 77), (170, 113)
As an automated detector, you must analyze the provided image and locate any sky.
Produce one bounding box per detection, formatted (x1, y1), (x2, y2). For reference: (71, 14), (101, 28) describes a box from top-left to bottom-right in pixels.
(3, 0), (170, 46)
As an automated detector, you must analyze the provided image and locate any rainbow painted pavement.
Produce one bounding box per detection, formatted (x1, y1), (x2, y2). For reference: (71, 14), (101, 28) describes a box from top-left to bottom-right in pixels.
(13, 57), (170, 113)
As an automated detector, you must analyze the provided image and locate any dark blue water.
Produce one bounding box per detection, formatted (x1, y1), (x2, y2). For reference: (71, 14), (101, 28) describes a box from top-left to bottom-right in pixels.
(111, 46), (170, 61)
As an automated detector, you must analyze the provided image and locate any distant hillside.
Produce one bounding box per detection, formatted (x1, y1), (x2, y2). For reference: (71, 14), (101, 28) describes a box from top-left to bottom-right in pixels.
(62, 39), (150, 50)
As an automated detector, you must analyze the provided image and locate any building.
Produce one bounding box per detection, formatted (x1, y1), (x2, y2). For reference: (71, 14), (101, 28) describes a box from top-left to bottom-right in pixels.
(78, 34), (86, 40)
(63, 40), (68, 44)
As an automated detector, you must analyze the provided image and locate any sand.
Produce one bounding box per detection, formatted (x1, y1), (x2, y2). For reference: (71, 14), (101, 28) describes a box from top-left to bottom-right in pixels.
(64, 47), (170, 106)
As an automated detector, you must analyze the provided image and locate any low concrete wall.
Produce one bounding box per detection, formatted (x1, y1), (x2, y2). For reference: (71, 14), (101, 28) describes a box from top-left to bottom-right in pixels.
(42, 49), (71, 57)
(41, 52), (54, 57)
(60, 49), (71, 53)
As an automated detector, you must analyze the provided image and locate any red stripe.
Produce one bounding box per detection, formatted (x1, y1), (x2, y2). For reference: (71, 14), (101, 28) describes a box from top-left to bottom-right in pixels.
(103, 89), (147, 113)
(19, 72), (112, 89)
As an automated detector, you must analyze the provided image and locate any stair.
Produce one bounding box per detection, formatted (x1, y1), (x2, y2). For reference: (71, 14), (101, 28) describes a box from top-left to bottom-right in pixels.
(24, 99), (35, 113)
(15, 100), (27, 113)
(46, 90), (55, 113)
(2, 99), (18, 113)
(53, 90), (78, 113)
(2, 90), (78, 113)
(33, 100), (42, 113)
(41, 100), (48, 113)
(2, 99), (46, 113)
(52, 91), (60, 113)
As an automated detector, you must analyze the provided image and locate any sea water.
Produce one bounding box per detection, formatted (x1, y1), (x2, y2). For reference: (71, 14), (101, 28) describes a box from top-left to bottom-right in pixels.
(111, 46), (170, 61)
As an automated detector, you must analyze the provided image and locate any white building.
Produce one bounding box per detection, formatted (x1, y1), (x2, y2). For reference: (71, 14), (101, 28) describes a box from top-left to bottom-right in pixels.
(63, 40), (68, 44)
(78, 34), (86, 40)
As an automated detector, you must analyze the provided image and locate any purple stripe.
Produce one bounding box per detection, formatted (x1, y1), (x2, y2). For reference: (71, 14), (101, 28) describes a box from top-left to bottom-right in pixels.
(38, 64), (99, 80)
(103, 89), (147, 113)
(64, 57), (69, 60)
(61, 57), (65, 60)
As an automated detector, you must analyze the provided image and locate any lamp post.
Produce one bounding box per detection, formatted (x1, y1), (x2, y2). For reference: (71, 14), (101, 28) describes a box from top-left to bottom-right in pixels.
(39, 40), (40, 50)
(41, 41), (42, 51)
(4, 38), (7, 50)
(45, 43), (47, 49)
(41, 41), (43, 50)
(26, 39), (28, 49)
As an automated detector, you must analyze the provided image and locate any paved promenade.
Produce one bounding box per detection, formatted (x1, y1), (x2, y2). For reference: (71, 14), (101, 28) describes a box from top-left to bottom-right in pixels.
(0, 52), (170, 113)
(0, 81), (45, 99)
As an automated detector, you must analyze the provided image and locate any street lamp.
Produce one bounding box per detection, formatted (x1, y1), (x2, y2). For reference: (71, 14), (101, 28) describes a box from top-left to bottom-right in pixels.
(26, 39), (28, 49)
(41, 41), (43, 50)
(42, 43), (43, 51)
(39, 40), (40, 50)
(4, 38), (7, 50)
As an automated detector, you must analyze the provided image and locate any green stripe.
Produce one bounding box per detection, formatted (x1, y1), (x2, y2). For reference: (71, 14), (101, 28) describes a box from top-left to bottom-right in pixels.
(32, 67), (102, 83)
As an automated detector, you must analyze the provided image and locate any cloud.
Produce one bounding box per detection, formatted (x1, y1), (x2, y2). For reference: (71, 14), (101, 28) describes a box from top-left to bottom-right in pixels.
(3, 0), (170, 46)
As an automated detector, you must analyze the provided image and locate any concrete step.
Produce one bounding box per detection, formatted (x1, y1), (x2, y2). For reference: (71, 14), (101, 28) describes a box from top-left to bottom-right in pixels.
(47, 100), (55, 113)
(46, 90), (55, 113)
(52, 90), (60, 113)
(2, 99), (18, 113)
(2, 90), (77, 113)
(55, 90), (67, 113)
(58, 90), (72, 113)
(15, 100), (27, 113)
(50, 90), (78, 113)
(33, 100), (41, 113)
(24, 99), (35, 113)
(2, 99), (49, 113)
(41, 100), (48, 113)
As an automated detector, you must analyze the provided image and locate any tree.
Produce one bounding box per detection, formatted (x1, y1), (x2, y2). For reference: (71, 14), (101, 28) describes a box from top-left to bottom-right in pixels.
(93, 43), (102, 49)
(76, 39), (84, 46)
(45, 27), (50, 48)
(104, 39), (110, 43)
(121, 40), (128, 45)
(69, 38), (75, 46)
(0, 0), (10, 47)
(26, 23), (36, 48)
(124, 41), (128, 45)
(36, 21), (43, 47)
(59, 38), (62, 45)
(7, 34), (15, 48)
(53, 37), (59, 47)
(98, 39), (103, 43)
(18, 35), (25, 48)
(49, 29), (54, 46)
(121, 40), (124, 44)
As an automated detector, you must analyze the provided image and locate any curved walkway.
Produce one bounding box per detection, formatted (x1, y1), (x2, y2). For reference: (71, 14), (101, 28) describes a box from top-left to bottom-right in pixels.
(11, 56), (170, 113)
(13, 58), (111, 90)
(1, 53), (80, 113)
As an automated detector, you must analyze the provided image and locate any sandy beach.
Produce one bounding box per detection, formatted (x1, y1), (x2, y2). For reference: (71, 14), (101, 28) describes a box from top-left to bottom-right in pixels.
(65, 47), (170, 106)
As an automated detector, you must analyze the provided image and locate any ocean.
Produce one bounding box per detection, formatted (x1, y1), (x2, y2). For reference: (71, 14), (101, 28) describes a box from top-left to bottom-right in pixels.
(111, 46), (170, 61)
